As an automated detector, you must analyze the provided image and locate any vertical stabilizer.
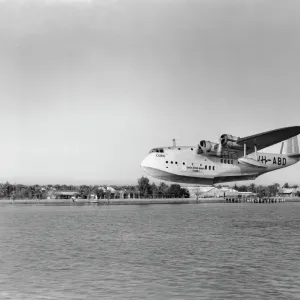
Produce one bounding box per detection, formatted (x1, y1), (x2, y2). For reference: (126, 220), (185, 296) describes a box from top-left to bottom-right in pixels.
(280, 142), (284, 154)
(282, 136), (300, 157)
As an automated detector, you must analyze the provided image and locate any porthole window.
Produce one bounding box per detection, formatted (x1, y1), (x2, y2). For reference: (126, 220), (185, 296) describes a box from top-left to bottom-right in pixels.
(183, 162), (186, 165)
(191, 148), (193, 151)
(166, 161), (168, 163)
(171, 161), (173, 164)
(178, 148), (181, 150)
(175, 162), (178, 164)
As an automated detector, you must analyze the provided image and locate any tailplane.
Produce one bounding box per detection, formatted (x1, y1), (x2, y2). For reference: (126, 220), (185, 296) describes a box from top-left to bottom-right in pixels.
(281, 136), (300, 159)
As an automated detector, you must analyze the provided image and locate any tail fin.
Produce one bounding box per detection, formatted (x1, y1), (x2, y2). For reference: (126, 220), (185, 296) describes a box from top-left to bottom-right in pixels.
(281, 136), (300, 158)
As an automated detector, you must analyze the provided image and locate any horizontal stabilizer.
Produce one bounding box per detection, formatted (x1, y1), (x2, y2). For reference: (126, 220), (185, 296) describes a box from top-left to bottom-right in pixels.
(288, 154), (300, 159)
(238, 157), (268, 169)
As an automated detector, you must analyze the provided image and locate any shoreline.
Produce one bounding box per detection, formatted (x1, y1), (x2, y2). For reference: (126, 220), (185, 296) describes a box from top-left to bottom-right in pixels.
(1, 197), (300, 205)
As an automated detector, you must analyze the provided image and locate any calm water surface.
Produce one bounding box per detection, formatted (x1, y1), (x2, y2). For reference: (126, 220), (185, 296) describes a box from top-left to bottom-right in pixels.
(0, 203), (299, 300)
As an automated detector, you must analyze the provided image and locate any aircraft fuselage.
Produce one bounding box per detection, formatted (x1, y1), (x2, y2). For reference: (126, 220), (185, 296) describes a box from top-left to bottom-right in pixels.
(141, 146), (299, 185)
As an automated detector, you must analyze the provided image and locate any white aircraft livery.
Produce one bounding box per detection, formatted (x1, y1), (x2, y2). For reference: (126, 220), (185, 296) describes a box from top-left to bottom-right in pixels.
(141, 126), (300, 185)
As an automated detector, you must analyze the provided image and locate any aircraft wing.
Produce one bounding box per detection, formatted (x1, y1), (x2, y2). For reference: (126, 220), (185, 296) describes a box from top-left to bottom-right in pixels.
(237, 126), (300, 155)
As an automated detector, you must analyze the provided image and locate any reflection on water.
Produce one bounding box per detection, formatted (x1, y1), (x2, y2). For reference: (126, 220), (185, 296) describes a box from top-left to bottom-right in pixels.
(0, 204), (300, 300)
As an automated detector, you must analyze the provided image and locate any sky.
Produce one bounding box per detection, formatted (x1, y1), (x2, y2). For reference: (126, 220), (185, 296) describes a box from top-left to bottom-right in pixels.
(0, 0), (300, 185)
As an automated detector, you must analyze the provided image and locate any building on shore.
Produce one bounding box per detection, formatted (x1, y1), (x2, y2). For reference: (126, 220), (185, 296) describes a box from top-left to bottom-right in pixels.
(278, 188), (298, 197)
(96, 186), (140, 199)
(187, 186), (256, 199)
(54, 191), (79, 199)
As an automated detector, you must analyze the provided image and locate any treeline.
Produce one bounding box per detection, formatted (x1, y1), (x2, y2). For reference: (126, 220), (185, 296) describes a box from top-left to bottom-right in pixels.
(229, 182), (300, 197)
(0, 177), (190, 199)
(137, 177), (190, 198)
(0, 179), (299, 200)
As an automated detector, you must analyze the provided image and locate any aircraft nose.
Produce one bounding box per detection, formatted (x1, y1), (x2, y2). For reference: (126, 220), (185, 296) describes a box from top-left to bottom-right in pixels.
(140, 156), (149, 170)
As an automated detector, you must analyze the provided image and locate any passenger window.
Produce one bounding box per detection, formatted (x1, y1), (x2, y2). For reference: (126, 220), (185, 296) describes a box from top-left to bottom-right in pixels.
(209, 166), (211, 170)
(228, 160), (230, 164)
(205, 165), (207, 170)
(224, 160), (226, 164)
(213, 166), (215, 170)
(160, 149), (164, 153)
(221, 159), (223, 163)
(231, 160), (233, 164)
(171, 161), (173, 164)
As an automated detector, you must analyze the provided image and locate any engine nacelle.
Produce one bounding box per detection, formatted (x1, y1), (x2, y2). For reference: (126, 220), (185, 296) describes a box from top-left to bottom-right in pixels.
(220, 134), (243, 149)
(199, 140), (213, 152)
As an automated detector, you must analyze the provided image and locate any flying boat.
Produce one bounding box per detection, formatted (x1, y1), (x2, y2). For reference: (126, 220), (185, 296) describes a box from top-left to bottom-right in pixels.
(140, 126), (300, 185)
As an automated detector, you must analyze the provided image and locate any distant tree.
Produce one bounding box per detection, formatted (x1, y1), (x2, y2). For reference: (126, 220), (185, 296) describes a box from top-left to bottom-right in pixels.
(181, 188), (190, 198)
(105, 190), (111, 199)
(54, 184), (61, 191)
(79, 185), (91, 199)
(257, 185), (267, 198)
(266, 184), (279, 197)
(237, 185), (248, 192)
(283, 182), (290, 188)
(274, 183), (280, 189)
(1, 182), (14, 199)
(26, 186), (36, 199)
(247, 183), (256, 193)
(167, 184), (182, 198)
(158, 182), (169, 197)
(151, 183), (159, 197)
(137, 176), (152, 197)
(166, 184), (189, 198)
(96, 188), (105, 199)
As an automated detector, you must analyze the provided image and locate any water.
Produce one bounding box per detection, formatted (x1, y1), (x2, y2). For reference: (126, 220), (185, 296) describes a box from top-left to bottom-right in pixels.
(0, 203), (299, 300)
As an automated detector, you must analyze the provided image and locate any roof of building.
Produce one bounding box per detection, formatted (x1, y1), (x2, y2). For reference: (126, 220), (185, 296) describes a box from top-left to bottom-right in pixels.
(107, 186), (116, 193)
(54, 191), (79, 196)
(238, 191), (255, 195)
(280, 188), (296, 194)
(187, 187), (214, 192)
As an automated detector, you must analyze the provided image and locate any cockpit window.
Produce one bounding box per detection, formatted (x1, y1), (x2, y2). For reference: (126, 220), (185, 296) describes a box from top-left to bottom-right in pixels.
(149, 148), (164, 154)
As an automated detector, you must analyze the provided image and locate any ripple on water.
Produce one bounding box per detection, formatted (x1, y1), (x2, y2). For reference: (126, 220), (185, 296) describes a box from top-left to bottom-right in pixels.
(0, 204), (300, 300)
